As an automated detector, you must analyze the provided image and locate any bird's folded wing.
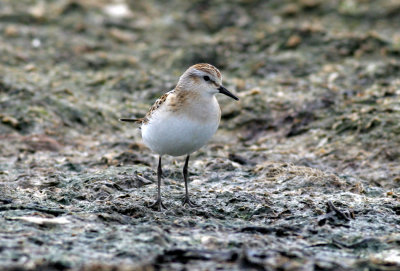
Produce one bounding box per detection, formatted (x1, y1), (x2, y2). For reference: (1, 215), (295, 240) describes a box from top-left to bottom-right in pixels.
(121, 90), (174, 125)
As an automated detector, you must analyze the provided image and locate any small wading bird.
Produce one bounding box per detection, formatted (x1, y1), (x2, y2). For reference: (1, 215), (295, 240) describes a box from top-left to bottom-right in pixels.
(120, 63), (239, 210)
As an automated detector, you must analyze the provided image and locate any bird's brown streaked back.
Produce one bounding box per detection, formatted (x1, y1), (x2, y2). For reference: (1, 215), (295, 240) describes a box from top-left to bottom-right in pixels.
(120, 91), (173, 125)
(142, 91), (175, 124)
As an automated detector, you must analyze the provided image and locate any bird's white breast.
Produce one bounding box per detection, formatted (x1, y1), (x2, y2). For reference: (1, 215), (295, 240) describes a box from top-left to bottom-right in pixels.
(141, 96), (220, 157)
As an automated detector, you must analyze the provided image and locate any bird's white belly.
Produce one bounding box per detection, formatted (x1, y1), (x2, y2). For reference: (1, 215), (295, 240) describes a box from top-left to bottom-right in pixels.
(142, 114), (219, 157)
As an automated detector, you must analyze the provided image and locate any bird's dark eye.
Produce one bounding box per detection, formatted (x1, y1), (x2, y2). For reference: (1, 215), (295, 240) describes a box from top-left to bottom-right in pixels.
(203, 76), (210, 81)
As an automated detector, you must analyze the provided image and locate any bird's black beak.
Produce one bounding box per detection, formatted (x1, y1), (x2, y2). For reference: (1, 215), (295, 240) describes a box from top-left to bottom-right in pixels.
(218, 85), (239, 101)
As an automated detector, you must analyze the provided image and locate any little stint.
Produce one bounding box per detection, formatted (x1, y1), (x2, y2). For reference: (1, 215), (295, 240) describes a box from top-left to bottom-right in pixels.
(121, 63), (239, 210)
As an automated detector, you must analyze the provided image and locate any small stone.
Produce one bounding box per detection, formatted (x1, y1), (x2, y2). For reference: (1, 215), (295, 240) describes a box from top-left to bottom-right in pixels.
(103, 3), (132, 18)
(0, 114), (19, 128)
(23, 134), (62, 152)
(299, 0), (321, 8)
(32, 38), (41, 48)
(109, 28), (135, 43)
(286, 35), (302, 48)
(281, 4), (300, 16)
(24, 64), (37, 71)
(4, 25), (18, 37)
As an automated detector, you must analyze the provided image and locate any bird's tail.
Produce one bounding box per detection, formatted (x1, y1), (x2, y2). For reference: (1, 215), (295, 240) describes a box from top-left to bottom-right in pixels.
(119, 118), (143, 123)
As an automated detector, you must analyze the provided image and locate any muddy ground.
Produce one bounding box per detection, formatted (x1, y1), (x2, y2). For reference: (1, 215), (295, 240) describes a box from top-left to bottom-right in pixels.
(1, 0), (400, 270)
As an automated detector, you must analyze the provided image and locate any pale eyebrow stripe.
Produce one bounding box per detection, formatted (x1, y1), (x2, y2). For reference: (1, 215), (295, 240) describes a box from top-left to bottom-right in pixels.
(189, 72), (218, 85)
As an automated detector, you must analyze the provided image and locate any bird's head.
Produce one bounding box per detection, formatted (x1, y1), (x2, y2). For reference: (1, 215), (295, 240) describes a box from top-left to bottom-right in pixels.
(177, 63), (239, 101)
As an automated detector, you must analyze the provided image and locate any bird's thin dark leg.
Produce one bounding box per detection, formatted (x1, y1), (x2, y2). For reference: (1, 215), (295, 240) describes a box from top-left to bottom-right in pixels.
(150, 156), (167, 211)
(182, 155), (198, 207)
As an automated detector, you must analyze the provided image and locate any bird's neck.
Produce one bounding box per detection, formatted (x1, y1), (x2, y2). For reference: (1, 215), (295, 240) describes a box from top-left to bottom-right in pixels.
(171, 89), (219, 122)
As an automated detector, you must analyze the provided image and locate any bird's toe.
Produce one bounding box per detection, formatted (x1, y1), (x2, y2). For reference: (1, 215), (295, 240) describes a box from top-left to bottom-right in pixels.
(182, 197), (199, 207)
(149, 198), (167, 211)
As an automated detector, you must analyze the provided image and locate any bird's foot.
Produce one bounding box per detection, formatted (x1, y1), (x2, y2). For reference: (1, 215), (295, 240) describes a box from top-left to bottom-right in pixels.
(182, 196), (198, 207)
(149, 198), (167, 211)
